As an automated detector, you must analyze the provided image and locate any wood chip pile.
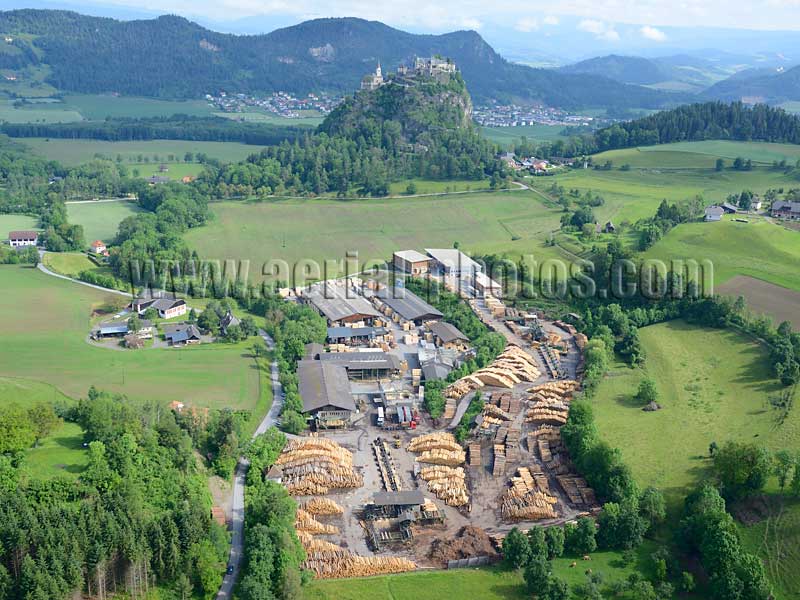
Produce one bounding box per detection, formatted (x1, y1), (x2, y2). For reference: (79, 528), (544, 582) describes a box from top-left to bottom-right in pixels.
(276, 437), (363, 495)
(419, 466), (469, 507)
(301, 497), (345, 516)
(500, 467), (558, 521)
(445, 346), (541, 399)
(296, 508), (339, 535)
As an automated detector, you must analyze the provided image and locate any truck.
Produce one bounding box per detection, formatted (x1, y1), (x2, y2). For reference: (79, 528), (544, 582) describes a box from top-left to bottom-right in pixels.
(376, 406), (385, 427)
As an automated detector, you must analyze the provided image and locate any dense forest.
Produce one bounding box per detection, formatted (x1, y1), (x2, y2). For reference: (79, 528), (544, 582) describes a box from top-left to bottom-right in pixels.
(521, 102), (800, 158)
(0, 10), (681, 109)
(0, 116), (308, 146)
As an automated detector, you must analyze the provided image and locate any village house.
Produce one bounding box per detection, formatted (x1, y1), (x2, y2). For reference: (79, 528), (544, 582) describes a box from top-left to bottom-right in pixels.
(147, 175), (171, 185)
(162, 322), (202, 346)
(8, 230), (39, 248)
(771, 200), (800, 220)
(704, 206), (724, 222)
(130, 293), (188, 319)
(751, 197), (763, 211)
(90, 240), (108, 256)
(393, 250), (432, 275)
(220, 311), (240, 335)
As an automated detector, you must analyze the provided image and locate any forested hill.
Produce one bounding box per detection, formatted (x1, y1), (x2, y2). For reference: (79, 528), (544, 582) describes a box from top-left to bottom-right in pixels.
(527, 102), (800, 158)
(703, 65), (800, 103)
(0, 9), (683, 109)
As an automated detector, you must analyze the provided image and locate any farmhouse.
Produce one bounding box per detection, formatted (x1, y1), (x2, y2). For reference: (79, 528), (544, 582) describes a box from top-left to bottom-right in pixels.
(425, 248), (483, 279)
(373, 286), (443, 325)
(90, 240), (108, 256)
(297, 359), (355, 427)
(8, 230), (38, 248)
(162, 323), (202, 346)
(721, 202), (739, 214)
(131, 294), (188, 319)
(771, 200), (800, 220)
(393, 250), (432, 275)
(147, 175), (171, 185)
(220, 311), (240, 335)
(304, 282), (381, 325)
(94, 319), (153, 340)
(704, 206), (724, 222)
(428, 321), (469, 351)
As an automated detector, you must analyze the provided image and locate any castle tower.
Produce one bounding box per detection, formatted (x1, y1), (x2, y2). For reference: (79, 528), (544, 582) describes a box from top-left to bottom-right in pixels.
(376, 61), (382, 78)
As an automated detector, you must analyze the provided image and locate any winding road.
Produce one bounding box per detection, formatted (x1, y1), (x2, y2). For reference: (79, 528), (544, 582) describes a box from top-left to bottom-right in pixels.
(37, 252), (133, 297)
(216, 331), (283, 599)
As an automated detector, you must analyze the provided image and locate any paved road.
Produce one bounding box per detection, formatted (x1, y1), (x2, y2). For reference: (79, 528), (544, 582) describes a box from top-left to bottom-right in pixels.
(37, 252), (132, 297)
(217, 330), (283, 599)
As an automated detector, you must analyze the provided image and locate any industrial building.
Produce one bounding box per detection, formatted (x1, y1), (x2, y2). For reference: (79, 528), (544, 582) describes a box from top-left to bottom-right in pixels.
(428, 321), (469, 350)
(373, 286), (443, 325)
(393, 250), (432, 275)
(304, 282), (381, 325)
(327, 326), (389, 346)
(318, 351), (402, 380)
(297, 359), (356, 427)
(425, 248), (483, 278)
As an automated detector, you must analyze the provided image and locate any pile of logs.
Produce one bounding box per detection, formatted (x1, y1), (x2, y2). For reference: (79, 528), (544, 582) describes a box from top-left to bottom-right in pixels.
(500, 467), (558, 521)
(301, 497), (345, 516)
(525, 406), (569, 426)
(297, 533), (416, 579)
(529, 380), (580, 399)
(419, 466), (469, 507)
(556, 475), (597, 508)
(415, 448), (467, 466)
(492, 444), (506, 477)
(443, 397), (457, 420)
(468, 443), (482, 467)
(277, 437), (363, 495)
(408, 432), (462, 453)
(296, 509), (339, 535)
(445, 346), (541, 399)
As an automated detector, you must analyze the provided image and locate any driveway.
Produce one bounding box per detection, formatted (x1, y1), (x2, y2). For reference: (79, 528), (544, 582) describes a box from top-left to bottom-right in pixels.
(217, 330), (282, 599)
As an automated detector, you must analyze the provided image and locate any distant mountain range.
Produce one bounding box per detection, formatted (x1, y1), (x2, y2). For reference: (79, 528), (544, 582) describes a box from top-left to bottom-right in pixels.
(0, 10), (684, 110)
(701, 65), (800, 103)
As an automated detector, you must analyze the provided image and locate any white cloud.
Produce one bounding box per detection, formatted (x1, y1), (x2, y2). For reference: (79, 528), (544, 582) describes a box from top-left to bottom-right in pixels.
(542, 15), (560, 26)
(459, 17), (483, 30)
(515, 17), (539, 32)
(577, 19), (620, 41)
(640, 25), (667, 41)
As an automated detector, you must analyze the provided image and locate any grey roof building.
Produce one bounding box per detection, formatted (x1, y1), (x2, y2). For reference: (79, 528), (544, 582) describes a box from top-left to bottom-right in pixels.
(429, 321), (468, 345)
(163, 323), (202, 345)
(297, 360), (355, 414)
(317, 351), (401, 379)
(304, 283), (381, 324)
(375, 286), (443, 324)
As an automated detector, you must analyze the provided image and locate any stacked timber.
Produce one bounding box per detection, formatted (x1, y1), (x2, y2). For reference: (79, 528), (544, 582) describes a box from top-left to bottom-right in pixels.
(444, 346), (541, 400)
(295, 509), (339, 535)
(303, 552), (416, 579)
(302, 498), (345, 516)
(408, 432), (462, 453)
(525, 404), (569, 425)
(556, 476), (597, 508)
(277, 437), (363, 495)
(483, 403), (512, 421)
(492, 444), (506, 477)
(415, 448), (467, 466)
(500, 467), (558, 521)
(443, 397), (457, 420)
(468, 443), (482, 467)
(419, 466), (469, 507)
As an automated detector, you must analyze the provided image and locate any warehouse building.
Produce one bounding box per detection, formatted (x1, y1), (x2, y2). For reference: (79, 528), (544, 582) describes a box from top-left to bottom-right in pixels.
(318, 351), (402, 380)
(373, 286), (443, 325)
(425, 248), (483, 278)
(298, 359), (356, 428)
(393, 250), (432, 275)
(304, 282), (381, 325)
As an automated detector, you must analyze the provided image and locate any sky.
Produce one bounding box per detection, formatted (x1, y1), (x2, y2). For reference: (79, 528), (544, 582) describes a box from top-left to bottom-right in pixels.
(5, 0), (800, 32)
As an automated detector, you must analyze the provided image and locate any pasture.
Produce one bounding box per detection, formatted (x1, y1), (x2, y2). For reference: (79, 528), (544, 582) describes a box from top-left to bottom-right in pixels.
(214, 111), (323, 127)
(0, 265), (260, 411)
(0, 214), (38, 235)
(66, 200), (143, 242)
(306, 545), (657, 600)
(591, 320), (788, 509)
(642, 218), (800, 292)
(717, 275), (800, 327)
(42, 252), (97, 277)
(481, 124), (569, 148)
(0, 98), (83, 123)
(62, 94), (215, 119)
(21, 138), (262, 165)
(134, 162), (204, 181)
(185, 190), (567, 282)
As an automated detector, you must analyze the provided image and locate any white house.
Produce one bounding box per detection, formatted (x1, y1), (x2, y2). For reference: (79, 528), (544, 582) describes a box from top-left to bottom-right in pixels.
(704, 206), (724, 222)
(8, 230), (39, 248)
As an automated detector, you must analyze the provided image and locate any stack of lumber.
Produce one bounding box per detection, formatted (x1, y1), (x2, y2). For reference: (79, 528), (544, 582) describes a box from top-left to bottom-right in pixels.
(277, 437), (363, 495)
(408, 432), (462, 453)
(483, 403), (512, 421)
(556, 476), (597, 507)
(529, 380), (580, 398)
(525, 405), (569, 425)
(444, 346), (541, 399)
(508, 397), (522, 414)
(297, 532), (343, 553)
(443, 397), (457, 420)
(303, 552), (416, 579)
(302, 497), (344, 516)
(574, 332), (588, 349)
(492, 444), (506, 477)
(468, 442), (482, 467)
(415, 448), (466, 466)
(500, 467), (558, 521)
(419, 466), (469, 507)
(296, 509), (339, 535)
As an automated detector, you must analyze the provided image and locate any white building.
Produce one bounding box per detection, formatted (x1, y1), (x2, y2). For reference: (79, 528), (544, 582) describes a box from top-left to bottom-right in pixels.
(474, 271), (502, 298)
(8, 230), (39, 248)
(425, 248), (483, 278)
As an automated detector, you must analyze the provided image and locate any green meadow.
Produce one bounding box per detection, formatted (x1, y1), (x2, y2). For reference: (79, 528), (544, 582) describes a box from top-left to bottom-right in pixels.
(306, 544), (658, 600)
(0, 213), (38, 235)
(62, 94), (215, 119)
(592, 321), (787, 509)
(185, 190), (567, 281)
(481, 124), (569, 147)
(66, 200), (143, 242)
(20, 138), (262, 165)
(0, 265), (260, 410)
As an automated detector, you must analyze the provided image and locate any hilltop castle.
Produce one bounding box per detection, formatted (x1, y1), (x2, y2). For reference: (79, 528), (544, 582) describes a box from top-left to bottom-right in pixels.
(360, 56), (457, 91)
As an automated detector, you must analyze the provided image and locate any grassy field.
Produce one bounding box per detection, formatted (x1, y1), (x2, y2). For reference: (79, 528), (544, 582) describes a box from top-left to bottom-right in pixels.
(592, 320), (788, 509)
(187, 191), (566, 282)
(62, 94), (215, 119)
(134, 162), (205, 180)
(643, 217), (800, 292)
(25, 421), (88, 479)
(481, 124), (569, 148)
(0, 214), (38, 236)
(387, 178), (491, 195)
(42, 252), (97, 277)
(306, 545), (657, 600)
(214, 111), (323, 127)
(531, 160), (798, 226)
(21, 138), (262, 165)
(0, 98), (83, 123)
(0, 265), (260, 410)
(66, 200), (143, 242)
